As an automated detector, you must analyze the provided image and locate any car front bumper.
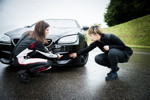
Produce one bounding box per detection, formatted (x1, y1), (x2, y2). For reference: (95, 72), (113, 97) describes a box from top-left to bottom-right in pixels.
(0, 42), (81, 66)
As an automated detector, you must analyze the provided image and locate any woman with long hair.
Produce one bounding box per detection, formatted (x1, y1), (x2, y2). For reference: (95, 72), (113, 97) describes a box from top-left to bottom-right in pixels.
(13, 20), (62, 83)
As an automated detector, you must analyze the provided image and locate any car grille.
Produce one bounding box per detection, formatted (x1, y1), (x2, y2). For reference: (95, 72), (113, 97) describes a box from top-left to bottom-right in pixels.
(12, 38), (53, 47)
(12, 39), (19, 46)
(45, 39), (53, 47)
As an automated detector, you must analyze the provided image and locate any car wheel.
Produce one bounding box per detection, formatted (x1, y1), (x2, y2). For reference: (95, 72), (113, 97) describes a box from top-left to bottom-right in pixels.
(73, 42), (89, 67)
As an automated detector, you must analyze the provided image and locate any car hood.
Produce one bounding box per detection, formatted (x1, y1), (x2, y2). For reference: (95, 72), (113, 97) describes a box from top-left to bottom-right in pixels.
(5, 27), (81, 41)
(4, 27), (31, 38)
(47, 28), (80, 41)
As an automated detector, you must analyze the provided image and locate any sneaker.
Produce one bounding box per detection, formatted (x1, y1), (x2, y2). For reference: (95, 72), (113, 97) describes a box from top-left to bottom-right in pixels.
(17, 70), (30, 83)
(105, 72), (118, 81)
(107, 67), (119, 76)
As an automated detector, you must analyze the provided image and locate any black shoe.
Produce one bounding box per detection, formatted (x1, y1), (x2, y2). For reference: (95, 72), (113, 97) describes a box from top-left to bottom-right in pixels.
(17, 70), (30, 83)
(107, 67), (119, 76)
(105, 72), (118, 81)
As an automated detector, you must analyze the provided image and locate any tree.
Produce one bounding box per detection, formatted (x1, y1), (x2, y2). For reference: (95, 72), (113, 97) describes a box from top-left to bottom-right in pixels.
(104, 0), (150, 26)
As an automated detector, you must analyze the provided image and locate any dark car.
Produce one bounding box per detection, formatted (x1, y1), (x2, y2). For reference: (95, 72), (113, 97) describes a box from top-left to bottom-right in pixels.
(0, 19), (89, 67)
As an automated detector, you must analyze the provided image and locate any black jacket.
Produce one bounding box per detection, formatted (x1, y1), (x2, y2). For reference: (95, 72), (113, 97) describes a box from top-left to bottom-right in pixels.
(77, 33), (133, 58)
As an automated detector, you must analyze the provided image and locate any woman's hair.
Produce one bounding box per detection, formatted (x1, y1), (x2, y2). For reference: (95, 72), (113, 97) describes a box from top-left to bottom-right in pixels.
(88, 25), (103, 36)
(29, 20), (50, 44)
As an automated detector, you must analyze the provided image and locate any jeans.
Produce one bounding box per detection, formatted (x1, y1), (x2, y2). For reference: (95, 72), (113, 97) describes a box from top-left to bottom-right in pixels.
(95, 49), (128, 72)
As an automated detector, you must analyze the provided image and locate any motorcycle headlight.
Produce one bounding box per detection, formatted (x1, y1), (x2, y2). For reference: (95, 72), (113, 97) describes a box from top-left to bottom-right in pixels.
(58, 35), (79, 44)
(0, 35), (11, 43)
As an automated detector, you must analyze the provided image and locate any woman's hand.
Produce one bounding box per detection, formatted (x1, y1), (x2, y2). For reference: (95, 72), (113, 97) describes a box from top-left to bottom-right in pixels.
(69, 53), (77, 58)
(103, 45), (109, 51)
(57, 54), (63, 59)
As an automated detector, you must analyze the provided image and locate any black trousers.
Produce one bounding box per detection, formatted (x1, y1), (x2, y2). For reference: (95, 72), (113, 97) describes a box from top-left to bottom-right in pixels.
(95, 49), (128, 72)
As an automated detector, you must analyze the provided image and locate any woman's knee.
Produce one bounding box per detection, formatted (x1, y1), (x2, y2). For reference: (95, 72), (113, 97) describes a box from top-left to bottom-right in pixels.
(95, 55), (103, 65)
(47, 60), (53, 66)
(95, 55), (99, 63)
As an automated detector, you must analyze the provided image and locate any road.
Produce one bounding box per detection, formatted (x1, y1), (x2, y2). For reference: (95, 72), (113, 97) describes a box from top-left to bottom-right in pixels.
(0, 48), (150, 100)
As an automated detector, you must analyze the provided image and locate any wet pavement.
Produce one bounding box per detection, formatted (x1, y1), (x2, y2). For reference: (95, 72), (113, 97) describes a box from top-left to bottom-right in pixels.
(0, 48), (150, 100)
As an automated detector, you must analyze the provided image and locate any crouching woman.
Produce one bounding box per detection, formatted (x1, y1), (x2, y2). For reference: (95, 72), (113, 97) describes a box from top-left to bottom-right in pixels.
(70, 26), (133, 81)
(13, 20), (62, 83)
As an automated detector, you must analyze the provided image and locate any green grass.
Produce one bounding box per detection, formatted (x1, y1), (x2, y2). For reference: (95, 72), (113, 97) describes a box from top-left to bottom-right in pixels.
(102, 14), (150, 48)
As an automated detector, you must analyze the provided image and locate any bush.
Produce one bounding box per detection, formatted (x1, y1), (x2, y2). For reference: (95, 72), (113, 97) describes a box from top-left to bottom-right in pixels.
(104, 0), (150, 27)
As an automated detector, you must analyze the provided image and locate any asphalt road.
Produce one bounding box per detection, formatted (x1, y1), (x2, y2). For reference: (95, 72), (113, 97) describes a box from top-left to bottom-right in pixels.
(0, 48), (150, 100)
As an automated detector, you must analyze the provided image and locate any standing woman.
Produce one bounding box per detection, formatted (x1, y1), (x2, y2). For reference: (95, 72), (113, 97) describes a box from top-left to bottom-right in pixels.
(70, 26), (133, 81)
(13, 20), (62, 83)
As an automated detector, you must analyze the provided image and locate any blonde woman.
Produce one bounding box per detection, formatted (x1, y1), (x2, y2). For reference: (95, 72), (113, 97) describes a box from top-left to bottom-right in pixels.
(70, 26), (133, 81)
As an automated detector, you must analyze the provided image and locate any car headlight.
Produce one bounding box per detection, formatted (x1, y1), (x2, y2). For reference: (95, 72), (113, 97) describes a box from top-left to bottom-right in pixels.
(58, 35), (79, 44)
(0, 35), (11, 43)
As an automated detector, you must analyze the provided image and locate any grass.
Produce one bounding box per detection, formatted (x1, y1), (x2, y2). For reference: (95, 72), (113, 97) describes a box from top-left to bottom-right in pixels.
(102, 14), (150, 48)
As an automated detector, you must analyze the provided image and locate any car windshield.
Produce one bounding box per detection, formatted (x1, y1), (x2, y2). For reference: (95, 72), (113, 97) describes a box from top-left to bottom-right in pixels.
(44, 19), (79, 28)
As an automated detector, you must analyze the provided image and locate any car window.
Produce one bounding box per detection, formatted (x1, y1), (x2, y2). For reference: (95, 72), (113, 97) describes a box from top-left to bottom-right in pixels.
(45, 19), (79, 28)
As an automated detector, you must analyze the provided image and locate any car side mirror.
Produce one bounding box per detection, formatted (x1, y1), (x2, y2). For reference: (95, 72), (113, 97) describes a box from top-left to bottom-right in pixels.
(82, 26), (89, 31)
